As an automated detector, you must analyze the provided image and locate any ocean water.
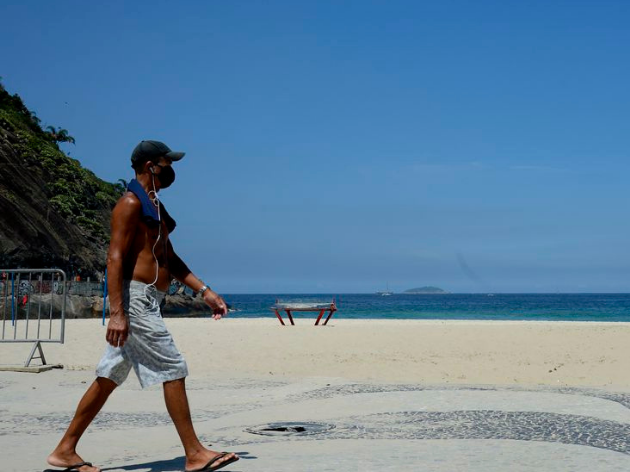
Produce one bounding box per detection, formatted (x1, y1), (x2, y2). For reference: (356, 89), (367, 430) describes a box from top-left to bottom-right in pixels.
(219, 293), (630, 322)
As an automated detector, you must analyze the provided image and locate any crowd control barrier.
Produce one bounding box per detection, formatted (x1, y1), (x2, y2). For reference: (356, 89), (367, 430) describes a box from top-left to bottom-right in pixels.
(0, 268), (67, 367)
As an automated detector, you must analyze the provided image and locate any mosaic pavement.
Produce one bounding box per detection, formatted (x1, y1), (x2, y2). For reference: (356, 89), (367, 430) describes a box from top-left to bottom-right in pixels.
(2, 371), (630, 471)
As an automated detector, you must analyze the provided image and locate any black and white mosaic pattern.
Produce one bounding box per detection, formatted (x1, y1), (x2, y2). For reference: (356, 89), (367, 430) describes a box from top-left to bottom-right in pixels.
(0, 407), (240, 436)
(336, 410), (630, 455)
(236, 410), (630, 455)
(287, 383), (630, 410)
(4, 378), (630, 458)
(234, 385), (630, 456)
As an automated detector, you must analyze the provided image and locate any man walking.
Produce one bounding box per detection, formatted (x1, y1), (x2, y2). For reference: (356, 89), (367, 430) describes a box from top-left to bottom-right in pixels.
(47, 140), (239, 472)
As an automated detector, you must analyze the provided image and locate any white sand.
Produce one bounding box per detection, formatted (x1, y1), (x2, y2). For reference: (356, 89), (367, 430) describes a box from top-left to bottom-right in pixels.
(2, 318), (628, 388)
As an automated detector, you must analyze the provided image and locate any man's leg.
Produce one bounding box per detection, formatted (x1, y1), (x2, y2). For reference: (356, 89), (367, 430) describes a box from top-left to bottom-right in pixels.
(163, 378), (238, 471)
(47, 377), (118, 472)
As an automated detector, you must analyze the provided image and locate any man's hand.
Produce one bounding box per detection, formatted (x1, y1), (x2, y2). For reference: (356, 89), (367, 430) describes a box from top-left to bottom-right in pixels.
(106, 314), (129, 347)
(203, 290), (229, 320)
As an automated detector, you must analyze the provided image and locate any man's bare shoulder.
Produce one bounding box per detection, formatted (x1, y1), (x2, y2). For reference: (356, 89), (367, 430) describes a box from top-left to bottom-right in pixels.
(112, 192), (142, 219)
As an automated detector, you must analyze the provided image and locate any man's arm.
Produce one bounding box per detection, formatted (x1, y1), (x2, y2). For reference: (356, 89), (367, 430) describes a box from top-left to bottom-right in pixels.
(106, 194), (140, 347)
(167, 240), (228, 319)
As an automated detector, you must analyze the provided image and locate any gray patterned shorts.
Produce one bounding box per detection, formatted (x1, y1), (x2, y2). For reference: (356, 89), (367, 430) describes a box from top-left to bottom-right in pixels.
(96, 280), (188, 388)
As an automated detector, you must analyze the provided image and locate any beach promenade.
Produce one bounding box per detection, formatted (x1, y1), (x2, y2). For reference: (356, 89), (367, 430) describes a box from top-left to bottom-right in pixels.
(2, 319), (630, 471)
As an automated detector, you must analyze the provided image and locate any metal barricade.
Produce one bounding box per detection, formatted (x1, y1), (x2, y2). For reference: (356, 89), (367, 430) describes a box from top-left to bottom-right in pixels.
(0, 268), (67, 367)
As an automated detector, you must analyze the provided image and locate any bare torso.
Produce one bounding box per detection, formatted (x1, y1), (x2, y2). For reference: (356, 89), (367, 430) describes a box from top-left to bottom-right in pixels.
(121, 194), (172, 292)
(105, 173), (228, 349)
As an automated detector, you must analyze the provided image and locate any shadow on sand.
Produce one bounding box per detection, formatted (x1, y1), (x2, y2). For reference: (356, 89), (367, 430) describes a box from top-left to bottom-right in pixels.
(95, 451), (253, 472)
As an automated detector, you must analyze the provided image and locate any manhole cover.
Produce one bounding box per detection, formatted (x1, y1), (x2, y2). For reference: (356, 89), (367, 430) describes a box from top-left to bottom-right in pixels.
(245, 421), (336, 437)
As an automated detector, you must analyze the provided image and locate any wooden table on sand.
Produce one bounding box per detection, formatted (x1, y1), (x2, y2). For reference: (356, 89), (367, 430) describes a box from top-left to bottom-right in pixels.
(271, 301), (337, 326)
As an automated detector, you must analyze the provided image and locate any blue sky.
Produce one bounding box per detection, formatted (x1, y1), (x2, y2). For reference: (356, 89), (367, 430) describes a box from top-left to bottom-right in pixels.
(1, 0), (629, 293)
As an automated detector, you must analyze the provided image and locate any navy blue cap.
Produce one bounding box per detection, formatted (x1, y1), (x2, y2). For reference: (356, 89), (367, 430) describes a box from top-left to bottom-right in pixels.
(131, 140), (185, 165)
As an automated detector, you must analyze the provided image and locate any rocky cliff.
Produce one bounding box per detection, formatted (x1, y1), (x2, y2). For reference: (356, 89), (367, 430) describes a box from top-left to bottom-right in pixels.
(0, 82), (122, 277)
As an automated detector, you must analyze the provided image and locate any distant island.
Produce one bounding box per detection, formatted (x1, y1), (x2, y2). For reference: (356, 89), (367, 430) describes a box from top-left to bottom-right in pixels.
(403, 286), (449, 294)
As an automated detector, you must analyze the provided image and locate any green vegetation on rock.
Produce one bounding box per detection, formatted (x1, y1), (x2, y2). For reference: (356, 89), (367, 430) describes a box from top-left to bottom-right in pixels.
(0, 80), (124, 276)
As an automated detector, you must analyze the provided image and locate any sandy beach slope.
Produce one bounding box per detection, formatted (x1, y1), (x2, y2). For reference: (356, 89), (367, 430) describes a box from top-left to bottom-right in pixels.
(1, 318), (628, 388)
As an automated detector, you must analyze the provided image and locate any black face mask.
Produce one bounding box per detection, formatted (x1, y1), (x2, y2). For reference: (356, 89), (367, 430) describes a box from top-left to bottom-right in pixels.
(155, 164), (175, 189)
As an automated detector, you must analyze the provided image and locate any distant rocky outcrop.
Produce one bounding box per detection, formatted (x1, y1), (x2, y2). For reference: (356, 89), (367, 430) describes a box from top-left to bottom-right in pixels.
(0, 81), (123, 277)
(403, 286), (449, 294)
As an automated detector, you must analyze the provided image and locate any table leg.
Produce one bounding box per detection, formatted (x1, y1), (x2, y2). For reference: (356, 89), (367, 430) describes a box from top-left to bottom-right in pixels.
(315, 309), (325, 325)
(274, 309), (285, 326)
(286, 310), (295, 325)
(323, 309), (336, 325)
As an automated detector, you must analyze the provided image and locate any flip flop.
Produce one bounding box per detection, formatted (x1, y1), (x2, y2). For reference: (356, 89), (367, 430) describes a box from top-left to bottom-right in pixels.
(53, 462), (94, 472)
(185, 452), (239, 471)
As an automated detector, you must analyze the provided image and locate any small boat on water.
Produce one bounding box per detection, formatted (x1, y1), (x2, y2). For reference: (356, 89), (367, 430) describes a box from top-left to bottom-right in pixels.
(376, 283), (393, 296)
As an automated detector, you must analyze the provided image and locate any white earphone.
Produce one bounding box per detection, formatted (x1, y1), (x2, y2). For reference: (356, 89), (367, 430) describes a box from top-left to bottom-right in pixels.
(147, 167), (162, 298)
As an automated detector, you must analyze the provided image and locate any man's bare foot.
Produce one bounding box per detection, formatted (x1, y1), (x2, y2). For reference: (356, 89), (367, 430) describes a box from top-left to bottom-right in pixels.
(47, 451), (100, 472)
(185, 448), (239, 471)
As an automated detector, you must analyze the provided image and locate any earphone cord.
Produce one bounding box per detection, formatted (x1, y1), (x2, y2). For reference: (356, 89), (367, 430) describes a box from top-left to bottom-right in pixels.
(147, 173), (161, 303)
